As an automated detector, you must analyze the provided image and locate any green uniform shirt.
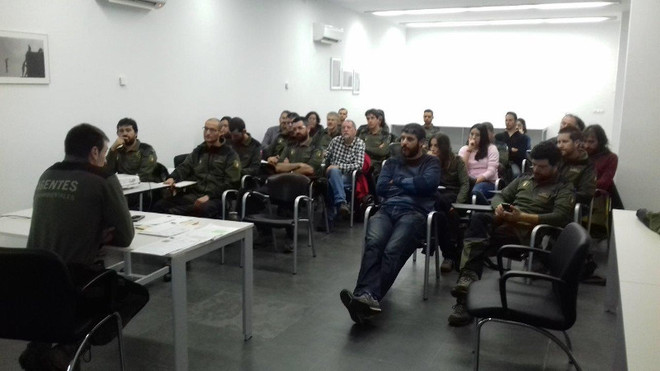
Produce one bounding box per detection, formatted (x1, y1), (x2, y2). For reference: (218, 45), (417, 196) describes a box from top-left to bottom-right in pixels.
(105, 139), (158, 182)
(229, 134), (262, 177)
(170, 139), (241, 199)
(558, 150), (597, 205)
(280, 136), (324, 176)
(423, 125), (441, 142)
(312, 127), (340, 151)
(492, 174), (575, 227)
(357, 128), (393, 163)
(264, 133), (294, 159)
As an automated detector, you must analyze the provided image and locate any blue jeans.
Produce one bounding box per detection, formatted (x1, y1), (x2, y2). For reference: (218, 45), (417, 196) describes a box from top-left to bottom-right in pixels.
(472, 181), (495, 205)
(326, 168), (352, 219)
(354, 205), (426, 300)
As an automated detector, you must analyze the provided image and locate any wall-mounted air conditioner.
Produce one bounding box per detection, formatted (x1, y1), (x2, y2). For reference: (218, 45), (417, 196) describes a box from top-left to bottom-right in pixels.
(108, 0), (166, 10)
(313, 23), (343, 44)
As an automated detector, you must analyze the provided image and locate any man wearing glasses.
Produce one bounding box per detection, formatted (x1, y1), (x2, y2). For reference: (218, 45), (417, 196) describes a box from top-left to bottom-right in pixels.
(152, 118), (241, 218)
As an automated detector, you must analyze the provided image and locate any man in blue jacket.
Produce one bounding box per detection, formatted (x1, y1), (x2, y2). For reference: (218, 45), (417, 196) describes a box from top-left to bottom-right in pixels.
(340, 123), (441, 324)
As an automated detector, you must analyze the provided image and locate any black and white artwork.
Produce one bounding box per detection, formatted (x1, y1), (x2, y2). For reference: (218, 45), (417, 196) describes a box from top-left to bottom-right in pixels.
(330, 58), (341, 90)
(0, 31), (49, 84)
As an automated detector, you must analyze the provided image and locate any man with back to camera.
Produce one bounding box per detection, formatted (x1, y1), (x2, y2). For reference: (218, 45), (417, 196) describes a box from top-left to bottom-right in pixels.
(105, 117), (159, 182)
(23, 123), (148, 369)
(152, 117), (241, 218)
(556, 126), (596, 205)
(447, 140), (574, 326)
(340, 123), (441, 324)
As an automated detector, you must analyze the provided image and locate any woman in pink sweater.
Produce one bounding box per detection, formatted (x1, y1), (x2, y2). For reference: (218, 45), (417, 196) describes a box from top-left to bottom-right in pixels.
(458, 123), (499, 204)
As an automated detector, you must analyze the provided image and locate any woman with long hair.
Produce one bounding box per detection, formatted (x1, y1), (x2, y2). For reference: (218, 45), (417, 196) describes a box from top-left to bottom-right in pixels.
(458, 123), (499, 204)
(429, 133), (470, 272)
(305, 111), (322, 138)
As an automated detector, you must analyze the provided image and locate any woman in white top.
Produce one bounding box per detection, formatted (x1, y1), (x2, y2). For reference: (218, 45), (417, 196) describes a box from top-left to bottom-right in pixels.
(458, 123), (499, 204)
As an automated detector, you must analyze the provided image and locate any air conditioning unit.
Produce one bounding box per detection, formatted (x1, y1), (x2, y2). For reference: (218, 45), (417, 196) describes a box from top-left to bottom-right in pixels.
(313, 23), (343, 44)
(109, 0), (166, 10)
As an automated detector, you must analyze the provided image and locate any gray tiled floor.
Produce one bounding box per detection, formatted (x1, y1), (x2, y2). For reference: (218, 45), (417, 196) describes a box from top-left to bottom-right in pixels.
(0, 223), (616, 370)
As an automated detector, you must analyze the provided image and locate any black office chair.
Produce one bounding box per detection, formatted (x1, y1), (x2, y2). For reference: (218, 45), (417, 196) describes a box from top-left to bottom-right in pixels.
(173, 153), (188, 168)
(0, 247), (127, 370)
(241, 173), (316, 274)
(466, 222), (590, 371)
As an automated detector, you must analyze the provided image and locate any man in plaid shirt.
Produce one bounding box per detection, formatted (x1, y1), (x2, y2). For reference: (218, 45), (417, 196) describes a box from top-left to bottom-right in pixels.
(324, 119), (365, 222)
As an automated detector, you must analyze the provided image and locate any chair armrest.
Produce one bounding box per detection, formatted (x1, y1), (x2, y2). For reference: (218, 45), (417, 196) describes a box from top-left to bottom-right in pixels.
(499, 270), (567, 309)
(574, 203), (585, 223)
(530, 224), (563, 249)
(241, 191), (270, 219)
(241, 174), (264, 190)
(496, 245), (550, 275)
(222, 189), (239, 219)
(294, 195), (313, 220)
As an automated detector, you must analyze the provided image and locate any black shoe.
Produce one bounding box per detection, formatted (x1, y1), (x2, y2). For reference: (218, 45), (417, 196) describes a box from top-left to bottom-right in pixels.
(340, 289), (364, 325)
(339, 202), (351, 220)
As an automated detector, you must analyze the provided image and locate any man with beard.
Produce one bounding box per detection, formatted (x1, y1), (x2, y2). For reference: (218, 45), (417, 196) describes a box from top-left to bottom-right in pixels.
(271, 115), (324, 176)
(105, 117), (158, 182)
(227, 116), (262, 177)
(264, 111), (296, 160)
(494, 111), (527, 178)
(312, 111), (342, 152)
(557, 126), (596, 205)
(340, 123), (441, 324)
(447, 141), (574, 326)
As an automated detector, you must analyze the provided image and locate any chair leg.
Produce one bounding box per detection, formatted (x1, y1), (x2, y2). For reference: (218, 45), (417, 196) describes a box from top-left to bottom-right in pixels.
(309, 204), (316, 258)
(474, 318), (487, 371)
(476, 318), (582, 371)
(434, 244), (440, 279)
(69, 312), (125, 371)
(293, 221), (298, 275)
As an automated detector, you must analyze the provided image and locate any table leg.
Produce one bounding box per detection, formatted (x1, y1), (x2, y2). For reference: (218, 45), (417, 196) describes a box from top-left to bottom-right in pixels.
(605, 229), (619, 313)
(139, 193), (143, 211)
(171, 256), (188, 371)
(243, 228), (253, 340)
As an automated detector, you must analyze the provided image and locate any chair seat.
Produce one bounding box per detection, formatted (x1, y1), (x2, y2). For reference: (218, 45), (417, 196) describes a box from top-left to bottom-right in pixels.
(243, 213), (301, 228)
(467, 278), (569, 330)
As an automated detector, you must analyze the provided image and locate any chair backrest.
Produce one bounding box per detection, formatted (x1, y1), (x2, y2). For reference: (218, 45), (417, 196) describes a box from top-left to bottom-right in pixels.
(547, 222), (590, 326)
(173, 153), (188, 168)
(265, 173), (312, 205)
(388, 142), (401, 158)
(152, 162), (170, 182)
(0, 247), (78, 343)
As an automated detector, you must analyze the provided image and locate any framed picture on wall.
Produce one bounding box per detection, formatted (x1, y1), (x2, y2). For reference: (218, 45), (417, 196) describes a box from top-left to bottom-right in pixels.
(0, 30), (50, 84)
(330, 58), (341, 90)
(342, 69), (353, 90)
(352, 71), (360, 95)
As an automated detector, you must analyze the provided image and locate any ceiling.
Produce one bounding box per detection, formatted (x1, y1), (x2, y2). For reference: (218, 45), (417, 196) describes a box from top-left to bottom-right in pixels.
(324, 0), (625, 26)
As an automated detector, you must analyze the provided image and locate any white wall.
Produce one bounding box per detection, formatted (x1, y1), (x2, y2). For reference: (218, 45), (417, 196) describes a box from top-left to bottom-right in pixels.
(612, 0), (660, 210)
(0, 0), (406, 213)
(400, 22), (621, 135)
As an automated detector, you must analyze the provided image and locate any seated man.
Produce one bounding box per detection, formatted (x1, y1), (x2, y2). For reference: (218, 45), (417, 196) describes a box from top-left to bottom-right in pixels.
(24, 123), (148, 369)
(357, 108), (394, 179)
(422, 108), (441, 146)
(105, 117), (159, 182)
(262, 110), (289, 149)
(447, 140), (574, 326)
(557, 126), (596, 205)
(153, 118), (241, 218)
(271, 115), (324, 176)
(340, 123), (441, 324)
(263, 112), (297, 160)
(227, 116), (262, 177)
(324, 119), (365, 222)
(312, 111), (342, 152)
(495, 111), (527, 179)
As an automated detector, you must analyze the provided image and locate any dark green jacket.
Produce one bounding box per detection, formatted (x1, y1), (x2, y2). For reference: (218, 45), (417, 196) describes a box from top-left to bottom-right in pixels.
(27, 161), (134, 265)
(229, 134), (261, 177)
(492, 174), (574, 227)
(170, 139), (241, 199)
(440, 155), (470, 203)
(105, 140), (158, 182)
(280, 137), (324, 176)
(558, 150), (597, 205)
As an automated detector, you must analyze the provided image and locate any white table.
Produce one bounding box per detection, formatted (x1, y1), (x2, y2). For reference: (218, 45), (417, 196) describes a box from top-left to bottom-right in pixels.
(123, 181), (196, 210)
(608, 209), (660, 371)
(0, 210), (253, 371)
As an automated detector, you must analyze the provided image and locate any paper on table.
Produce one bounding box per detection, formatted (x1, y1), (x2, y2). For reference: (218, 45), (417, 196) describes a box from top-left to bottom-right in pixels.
(135, 215), (195, 237)
(183, 224), (239, 240)
(131, 236), (205, 256)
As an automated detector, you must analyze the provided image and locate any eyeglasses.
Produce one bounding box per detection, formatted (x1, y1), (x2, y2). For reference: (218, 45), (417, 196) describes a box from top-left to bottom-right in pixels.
(202, 127), (219, 133)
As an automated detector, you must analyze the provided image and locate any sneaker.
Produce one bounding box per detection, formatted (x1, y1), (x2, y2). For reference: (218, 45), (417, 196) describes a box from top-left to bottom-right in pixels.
(451, 270), (478, 298)
(339, 202), (351, 220)
(448, 301), (473, 327)
(440, 258), (454, 273)
(353, 292), (382, 313)
(340, 289), (364, 325)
